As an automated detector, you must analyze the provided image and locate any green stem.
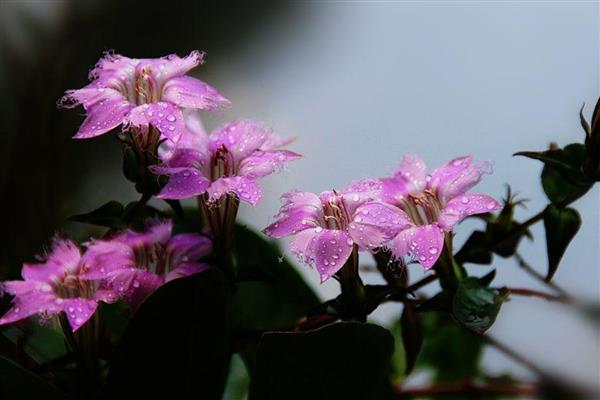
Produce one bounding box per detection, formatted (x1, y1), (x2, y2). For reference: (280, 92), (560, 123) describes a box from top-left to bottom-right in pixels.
(337, 246), (366, 321)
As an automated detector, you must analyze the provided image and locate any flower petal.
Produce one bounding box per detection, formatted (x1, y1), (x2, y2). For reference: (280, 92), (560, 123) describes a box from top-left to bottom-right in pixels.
(238, 150), (301, 178)
(209, 120), (271, 161)
(162, 76), (230, 110)
(428, 156), (493, 203)
(159, 110), (210, 161)
(390, 224), (444, 269)
(167, 233), (212, 262)
(73, 93), (133, 139)
(263, 191), (324, 238)
(155, 168), (211, 200)
(207, 176), (262, 205)
(337, 179), (384, 215)
(0, 283), (60, 326)
(80, 240), (134, 280)
(108, 269), (164, 310)
(165, 262), (210, 282)
(438, 193), (501, 231)
(309, 229), (354, 283)
(349, 202), (411, 250)
(62, 298), (98, 332)
(394, 154), (427, 193)
(146, 50), (204, 82)
(116, 220), (173, 248)
(260, 135), (296, 151)
(126, 102), (185, 142)
(22, 239), (81, 283)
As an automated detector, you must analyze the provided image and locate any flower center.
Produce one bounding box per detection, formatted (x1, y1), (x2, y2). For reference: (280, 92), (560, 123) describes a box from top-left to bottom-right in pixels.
(211, 145), (234, 180)
(133, 66), (160, 105)
(322, 192), (352, 230)
(134, 243), (170, 276)
(54, 275), (95, 299)
(399, 189), (442, 225)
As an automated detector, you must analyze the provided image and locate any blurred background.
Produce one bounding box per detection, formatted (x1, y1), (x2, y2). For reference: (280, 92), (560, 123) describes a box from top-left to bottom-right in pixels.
(0, 0), (598, 394)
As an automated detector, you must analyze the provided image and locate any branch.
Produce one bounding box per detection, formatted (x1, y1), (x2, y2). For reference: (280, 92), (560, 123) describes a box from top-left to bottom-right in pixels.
(502, 287), (571, 303)
(514, 253), (571, 299)
(395, 380), (538, 398)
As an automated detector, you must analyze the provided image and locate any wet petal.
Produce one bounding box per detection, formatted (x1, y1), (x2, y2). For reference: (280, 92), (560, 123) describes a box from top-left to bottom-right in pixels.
(155, 168), (211, 200)
(309, 229), (354, 283)
(22, 238), (81, 282)
(349, 202), (411, 250)
(159, 110), (211, 161)
(107, 269), (164, 310)
(390, 224), (444, 269)
(438, 193), (501, 231)
(167, 233), (212, 262)
(209, 120), (270, 161)
(162, 76), (230, 110)
(238, 150), (301, 178)
(89, 53), (137, 81)
(380, 176), (411, 205)
(0, 287), (60, 326)
(290, 228), (320, 264)
(146, 50), (205, 82)
(80, 240), (134, 280)
(73, 94), (133, 139)
(115, 220), (173, 248)
(263, 191), (324, 238)
(260, 135), (296, 150)
(62, 298), (98, 332)
(428, 156), (493, 203)
(393, 154), (427, 193)
(165, 262), (210, 282)
(338, 179), (384, 215)
(207, 176), (262, 205)
(126, 102), (185, 142)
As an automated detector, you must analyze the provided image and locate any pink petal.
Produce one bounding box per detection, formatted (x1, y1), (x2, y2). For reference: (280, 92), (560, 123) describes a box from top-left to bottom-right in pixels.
(159, 110), (211, 161)
(88, 53), (137, 81)
(62, 298), (98, 332)
(380, 176), (410, 205)
(107, 269), (164, 310)
(155, 169), (211, 200)
(165, 262), (210, 282)
(438, 193), (501, 231)
(338, 179), (384, 215)
(390, 224), (444, 269)
(116, 220), (173, 248)
(309, 229), (354, 283)
(260, 135), (296, 150)
(22, 239), (81, 283)
(263, 191), (324, 238)
(393, 154), (428, 193)
(290, 228), (320, 263)
(80, 240), (134, 280)
(73, 94), (133, 139)
(349, 202), (411, 250)
(162, 76), (230, 110)
(0, 290), (60, 326)
(238, 150), (301, 178)
(428, 156), (492, 203)
(151, 148), (206, 175)
(167, 233), (213, 262)
(146, 50), (205, 82)
(126, 102), (185, 142)
(206, 176), (262, 205)
(209, 120), (271, 161)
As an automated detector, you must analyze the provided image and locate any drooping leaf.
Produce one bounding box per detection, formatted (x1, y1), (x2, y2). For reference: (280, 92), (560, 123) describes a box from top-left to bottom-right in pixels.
(479, 269), (497, 286)
(543, 205), (581, 282)
(400, 303), (422, 375)
(68, 201), (125, 228)
(452, 277), (505, 334)
(0, 356), (65, 399)
(455, 231), (493, 265)
(1, 323), (67, 365)
(248, 322), (395, 400)
(104, 269), (232, 399)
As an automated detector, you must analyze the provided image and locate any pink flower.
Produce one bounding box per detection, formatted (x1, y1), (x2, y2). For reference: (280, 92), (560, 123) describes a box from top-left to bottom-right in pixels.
(380, 155), (501, 269)
(81, 220), (211, 309)
(150, 117), (301, 205)
(263, 180), (410, 282)
(0, 239), (118, 332)
(60, 51), (229, 141)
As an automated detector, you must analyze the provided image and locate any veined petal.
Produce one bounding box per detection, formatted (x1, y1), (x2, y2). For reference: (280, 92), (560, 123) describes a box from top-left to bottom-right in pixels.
(162, 76), (230, 110)
(167, 233), (212, 262)
(207, 176), (262, 205)
(263, 208), (322, 238)
(438, 193), (501, 231)
(290, 228), (320, 264)
(390, 224), (444, 269)
(238, 150), (301, 178)
(349, 202), (411, 250)
(338, 179), (384, 215)
(73, 94), (133, 139)
(155, 168), (210, 200)
(209, 120), (271, 161)
(308, 229), (354, 283)
(380, 176), (410, 205)
(165, 262), (209, 282)
(159, 110), (210, 161)
(62, 298), (98, 332)
(126, 102), (185, 142)
(89, 53), (137, 81)
(107, 269), (164, 310)
(22, 238), (81, 283)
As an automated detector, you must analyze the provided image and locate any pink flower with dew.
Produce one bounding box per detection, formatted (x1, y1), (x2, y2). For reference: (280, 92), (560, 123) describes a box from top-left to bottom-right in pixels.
(150, 115), (301, 205)
(81, 220), (211, 310)
(380, 154), (501, 269)
(263, 180), (411, 282)
(60, 51), (229, 142)
(0, 239), (118, 332)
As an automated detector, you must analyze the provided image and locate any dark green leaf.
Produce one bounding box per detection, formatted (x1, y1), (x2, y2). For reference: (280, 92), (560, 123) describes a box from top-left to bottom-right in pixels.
(249, 322), (395, 400)
(455, 231), (492, 265)
(400, 304), (422, 375)
(543, 205), (581, 282)
(452, 277), (505, 334)
(105, 269), (232, 399)
(0, 356), (65, 399)
(1, 324), (67, 365)
(418, 291), (453, 313)
(479, 269), (496, 286)
(122, 145), (141, 183)
(68, 201), (125, 228)
(417, 313), (484, 382)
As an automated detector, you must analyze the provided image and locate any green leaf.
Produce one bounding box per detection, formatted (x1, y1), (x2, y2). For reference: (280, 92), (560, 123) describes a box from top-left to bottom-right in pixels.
(455, 231), (492, 265)
(233, 225), (320, 331)
(543, 205), (581, 282)
(0, 356), (65, 399)
(417, 313), (484, 383)
(400, 304), (422, 375)
(68, 201), (125, 228)
(1, 324), (67, 365)
(452, 277), (505, 334)
(248, 322), (395, 400)
(105, 269), (232, 399)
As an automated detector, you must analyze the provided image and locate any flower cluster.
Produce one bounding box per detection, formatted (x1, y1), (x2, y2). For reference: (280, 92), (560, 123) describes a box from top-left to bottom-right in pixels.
(0, 221), (211, 331)
(264, 154), (500, 281)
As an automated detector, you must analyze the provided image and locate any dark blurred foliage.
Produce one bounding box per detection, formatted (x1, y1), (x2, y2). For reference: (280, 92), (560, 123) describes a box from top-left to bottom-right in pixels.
(0, 0), (292, 278)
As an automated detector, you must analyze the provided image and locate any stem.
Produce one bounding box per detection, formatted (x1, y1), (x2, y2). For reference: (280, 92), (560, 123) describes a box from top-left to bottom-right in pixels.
(337, 245), (366, 320)
(122, 193), (151, 222)
(394, 381), (538, 398)
(481, 334), (546, 376)
(504, 287), (571, 303)
(434, 234), (459, 291)
(514, 253), (571, 299)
